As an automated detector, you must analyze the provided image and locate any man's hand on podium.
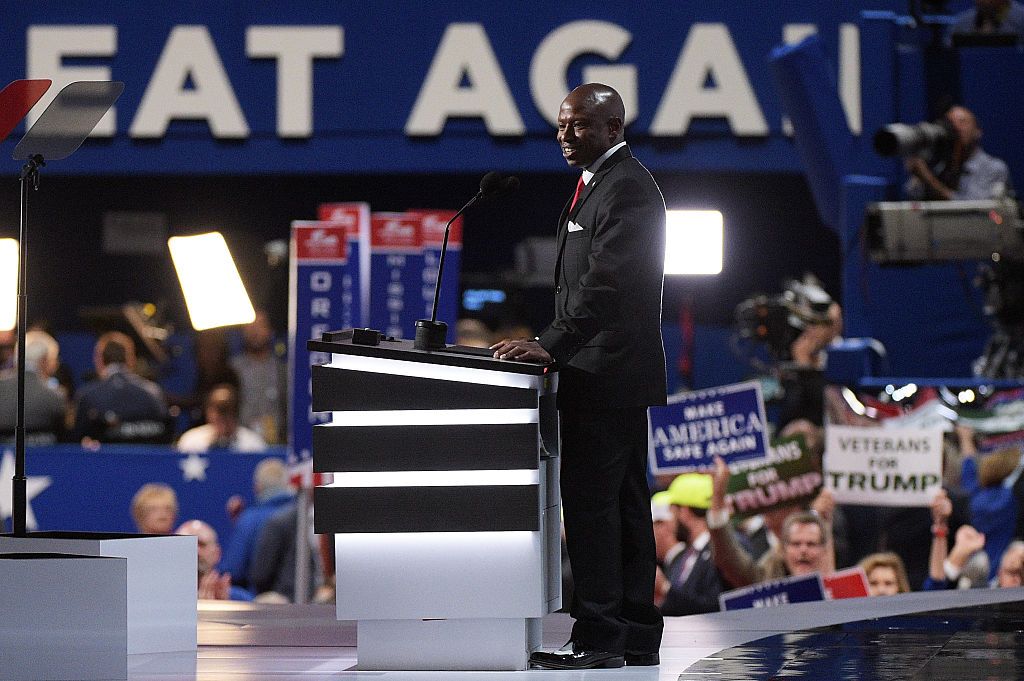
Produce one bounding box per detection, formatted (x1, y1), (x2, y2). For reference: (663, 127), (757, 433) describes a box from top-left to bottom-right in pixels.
(490, 337), (553, 364)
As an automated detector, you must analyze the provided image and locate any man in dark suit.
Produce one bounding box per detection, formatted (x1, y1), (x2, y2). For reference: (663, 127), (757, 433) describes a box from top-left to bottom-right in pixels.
(491, 83), (667, 670)
(659, 474), (726, 616)
(73, 331), (169, 444)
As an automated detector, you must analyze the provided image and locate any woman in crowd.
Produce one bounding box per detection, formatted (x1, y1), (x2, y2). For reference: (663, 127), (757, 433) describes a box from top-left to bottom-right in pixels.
(859, 552), (911, 596)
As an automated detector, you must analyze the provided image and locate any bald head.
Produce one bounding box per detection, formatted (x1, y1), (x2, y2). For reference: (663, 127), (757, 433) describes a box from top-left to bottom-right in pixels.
(567, 83), (625, 124)
(557, 83), (626, 168)
(176, 519), (221, 574)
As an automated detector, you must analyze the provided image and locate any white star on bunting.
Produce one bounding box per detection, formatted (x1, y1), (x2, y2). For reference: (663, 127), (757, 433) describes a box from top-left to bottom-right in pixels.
(179, 453), (210, 482)
(0, 449), (53, 530)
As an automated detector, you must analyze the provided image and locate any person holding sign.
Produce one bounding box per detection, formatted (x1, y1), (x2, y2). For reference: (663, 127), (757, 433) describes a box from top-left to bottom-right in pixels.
(708, 456), (834, 588)
(493, 83), (667, 670)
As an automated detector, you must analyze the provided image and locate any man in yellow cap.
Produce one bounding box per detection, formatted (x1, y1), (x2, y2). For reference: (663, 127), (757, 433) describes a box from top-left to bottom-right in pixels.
(651, 491), (682, 608)
(658, 473), (727, 616)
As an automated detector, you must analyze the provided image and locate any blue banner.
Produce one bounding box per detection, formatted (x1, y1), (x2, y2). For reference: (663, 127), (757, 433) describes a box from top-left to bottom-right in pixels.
(369, 213), (425, 341)
(649, 381), (769, 474)
(0, 445), (284, 547)
(719, 572), (826, 611)
(289, 221), (355, 466)
(0, 0), (907, 175)
(414, 210), (463, 336)
(318, 203), (371, 328)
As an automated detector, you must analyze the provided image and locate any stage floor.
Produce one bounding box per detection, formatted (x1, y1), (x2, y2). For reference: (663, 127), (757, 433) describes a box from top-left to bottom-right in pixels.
(125, 588), (1024, 680)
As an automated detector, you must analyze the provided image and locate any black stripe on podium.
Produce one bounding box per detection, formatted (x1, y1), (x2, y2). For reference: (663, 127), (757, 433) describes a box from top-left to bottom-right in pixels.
(314, 485), (540, 533)
(313, 423), (539, 472)
(311, 365), (536, 412)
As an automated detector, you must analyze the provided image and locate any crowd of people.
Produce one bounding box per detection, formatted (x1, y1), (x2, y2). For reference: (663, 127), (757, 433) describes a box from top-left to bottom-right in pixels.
(0, 309), (286, 452)
(647, 415), (1024, 616)
(0, 66), (1020, 625)
(128, 459), (329, 604)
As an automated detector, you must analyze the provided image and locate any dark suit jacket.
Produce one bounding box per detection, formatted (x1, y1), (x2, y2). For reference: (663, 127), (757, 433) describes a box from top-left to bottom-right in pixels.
(537, 144), (667, 409)
(660, 545), (725, 616)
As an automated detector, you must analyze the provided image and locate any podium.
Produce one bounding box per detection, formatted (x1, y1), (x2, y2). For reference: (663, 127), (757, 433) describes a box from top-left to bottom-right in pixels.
(308, 335), (561, 671)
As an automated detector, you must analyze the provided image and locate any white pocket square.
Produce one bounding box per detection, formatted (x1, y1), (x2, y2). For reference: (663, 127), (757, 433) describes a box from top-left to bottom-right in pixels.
(567, 221), (584, 232)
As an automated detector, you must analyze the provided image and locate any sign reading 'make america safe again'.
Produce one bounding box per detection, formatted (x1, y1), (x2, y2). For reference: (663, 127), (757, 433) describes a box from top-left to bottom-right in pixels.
(0, 0), (903, 174)
(649, 381), (769, 475)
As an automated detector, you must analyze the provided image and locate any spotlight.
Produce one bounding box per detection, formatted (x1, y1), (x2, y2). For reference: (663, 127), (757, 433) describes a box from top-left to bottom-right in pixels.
(168, 232), (255, 331)
(664, 210), (723, 275)
(0, 238), (17, 332)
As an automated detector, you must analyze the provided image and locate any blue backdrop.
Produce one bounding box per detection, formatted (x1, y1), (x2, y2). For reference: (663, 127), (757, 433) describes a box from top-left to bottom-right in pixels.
(0, 0), (911, 175)
(0, 445), (285, 548)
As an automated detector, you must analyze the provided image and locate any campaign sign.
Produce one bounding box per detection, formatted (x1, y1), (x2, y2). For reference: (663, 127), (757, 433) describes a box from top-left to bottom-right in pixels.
(823, 566), (870, 600)
(410, 209), (463, 334)
(369, 212), (423, 340)
(824, 425), (943, 507)
(719, 572), (825, 611)
(725, 436), (822, 519)
(318, 202), (371, 328)
(289, 221), (353, 466)
(649, 381), (769, 474)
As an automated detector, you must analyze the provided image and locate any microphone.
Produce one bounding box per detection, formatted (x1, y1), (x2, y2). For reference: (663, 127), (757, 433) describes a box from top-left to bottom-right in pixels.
(414, 171), (518, 350)
(478, 170), (504, 196)
(496, 175), (520, 197)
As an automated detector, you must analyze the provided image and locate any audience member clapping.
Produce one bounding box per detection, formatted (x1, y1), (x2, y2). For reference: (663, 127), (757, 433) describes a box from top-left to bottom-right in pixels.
(131, 483), (178, 534)
(176, 519), (253, 601)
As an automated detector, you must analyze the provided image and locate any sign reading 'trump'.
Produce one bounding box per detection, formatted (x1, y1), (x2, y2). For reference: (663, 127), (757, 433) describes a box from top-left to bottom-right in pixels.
(824, 425), (943, 507)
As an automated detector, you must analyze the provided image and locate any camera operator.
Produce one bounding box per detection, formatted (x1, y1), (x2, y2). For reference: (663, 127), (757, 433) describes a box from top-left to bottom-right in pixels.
(789, 301), (843, 370)
(734, 276), (842, 429)
(905, 106), (1012, 201)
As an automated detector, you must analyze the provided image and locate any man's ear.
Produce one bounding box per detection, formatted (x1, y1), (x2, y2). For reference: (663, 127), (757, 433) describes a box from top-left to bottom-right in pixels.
(607, 116), (624, 142)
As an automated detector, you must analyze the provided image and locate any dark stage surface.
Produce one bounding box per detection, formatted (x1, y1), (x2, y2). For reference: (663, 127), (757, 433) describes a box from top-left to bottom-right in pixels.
(688, 600), (1024, 681)
(119, 588), (1024, 679)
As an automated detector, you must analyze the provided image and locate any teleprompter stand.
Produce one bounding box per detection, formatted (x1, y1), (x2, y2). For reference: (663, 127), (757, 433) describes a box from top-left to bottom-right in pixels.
(0, 81), (197, 680)
(8, 80), (125, 535)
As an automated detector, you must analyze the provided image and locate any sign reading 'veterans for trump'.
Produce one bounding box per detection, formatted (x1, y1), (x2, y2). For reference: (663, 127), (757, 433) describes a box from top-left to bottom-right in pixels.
(823, 425), (943, 507)
(649, 381), (769, 474)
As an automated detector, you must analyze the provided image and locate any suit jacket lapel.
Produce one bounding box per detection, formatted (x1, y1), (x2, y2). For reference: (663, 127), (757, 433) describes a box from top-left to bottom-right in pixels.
(554, 145), (633, 286)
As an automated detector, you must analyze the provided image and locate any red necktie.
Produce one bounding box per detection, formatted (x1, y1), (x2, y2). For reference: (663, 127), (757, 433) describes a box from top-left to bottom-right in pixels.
(569, 175), (585, 211)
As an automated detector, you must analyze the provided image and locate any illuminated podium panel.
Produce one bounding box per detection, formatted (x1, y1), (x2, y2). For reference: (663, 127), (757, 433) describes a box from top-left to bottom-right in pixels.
(308, 336), (560, 671)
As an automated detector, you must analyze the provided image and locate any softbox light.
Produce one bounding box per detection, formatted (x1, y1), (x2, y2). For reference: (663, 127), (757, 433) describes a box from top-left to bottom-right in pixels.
(168, 232), (255, 330)
(0, 238), (17, 331)
(665, 210), (723, 275)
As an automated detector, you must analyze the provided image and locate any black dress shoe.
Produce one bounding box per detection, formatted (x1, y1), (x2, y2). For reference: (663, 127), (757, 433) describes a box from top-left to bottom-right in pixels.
(529, 642), (625, 670)
(625, 651), (660, 666)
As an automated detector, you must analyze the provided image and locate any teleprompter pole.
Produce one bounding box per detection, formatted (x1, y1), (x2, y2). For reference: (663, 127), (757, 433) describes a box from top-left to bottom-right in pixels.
(13, 154), (43, 536)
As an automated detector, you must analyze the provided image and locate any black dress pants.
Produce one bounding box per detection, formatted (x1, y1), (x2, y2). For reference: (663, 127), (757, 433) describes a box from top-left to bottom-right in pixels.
(559, 404), (664, 654)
